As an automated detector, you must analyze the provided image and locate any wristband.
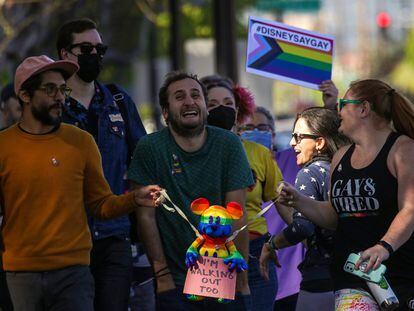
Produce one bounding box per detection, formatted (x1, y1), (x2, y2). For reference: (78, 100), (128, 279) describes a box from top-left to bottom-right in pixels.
(377, 240), (394, 255)
(267, 235), (278, 251)
(155, 271), (171, 279)
(155, 266), (169, 276)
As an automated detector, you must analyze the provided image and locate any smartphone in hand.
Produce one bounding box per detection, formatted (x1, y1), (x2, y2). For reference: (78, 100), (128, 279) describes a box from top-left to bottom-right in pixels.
(343, 253), (386, 284)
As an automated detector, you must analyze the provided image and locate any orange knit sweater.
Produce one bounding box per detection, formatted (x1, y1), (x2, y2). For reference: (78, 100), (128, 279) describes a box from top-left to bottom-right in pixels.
(0, 124), (137, 271)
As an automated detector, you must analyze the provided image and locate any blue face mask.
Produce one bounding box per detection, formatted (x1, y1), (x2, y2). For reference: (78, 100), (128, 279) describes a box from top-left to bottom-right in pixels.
(240, 130), (273, 150)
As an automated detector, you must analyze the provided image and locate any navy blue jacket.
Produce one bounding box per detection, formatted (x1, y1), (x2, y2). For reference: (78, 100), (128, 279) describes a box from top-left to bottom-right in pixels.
(62, 82), (146, 240)
(283, 159), (334, 291)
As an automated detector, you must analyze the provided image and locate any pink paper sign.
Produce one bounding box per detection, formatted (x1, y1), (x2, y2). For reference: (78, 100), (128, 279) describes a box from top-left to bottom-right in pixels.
(183, 256), (237, 300)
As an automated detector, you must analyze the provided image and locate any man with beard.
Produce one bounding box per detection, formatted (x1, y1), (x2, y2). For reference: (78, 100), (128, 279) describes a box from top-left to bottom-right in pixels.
(56, 18), (147, 310)
(128, 71), (254, 310)
(0, 55), (159, 310)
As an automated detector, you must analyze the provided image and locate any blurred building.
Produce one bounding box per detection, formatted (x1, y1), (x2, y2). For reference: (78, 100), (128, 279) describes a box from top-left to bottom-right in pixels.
(131, 0), (414, 131)
(318, 0), (414, 79)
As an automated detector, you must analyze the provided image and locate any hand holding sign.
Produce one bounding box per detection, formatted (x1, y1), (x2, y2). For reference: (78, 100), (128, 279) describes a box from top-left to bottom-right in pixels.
(186, 242), (203, 270)
(223, 248), (247, 272)
(319, 80), (339, 109)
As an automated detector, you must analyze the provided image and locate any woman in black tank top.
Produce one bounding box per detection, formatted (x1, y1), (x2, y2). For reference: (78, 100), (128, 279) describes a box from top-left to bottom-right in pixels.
(276, 79), (414, 310)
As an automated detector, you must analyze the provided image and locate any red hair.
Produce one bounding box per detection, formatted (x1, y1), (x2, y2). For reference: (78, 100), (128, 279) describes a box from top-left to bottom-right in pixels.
(233, 85), (255, 124)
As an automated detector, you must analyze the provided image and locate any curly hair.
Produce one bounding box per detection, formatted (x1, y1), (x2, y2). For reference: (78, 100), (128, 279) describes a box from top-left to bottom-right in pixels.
(158, 71), (207, 110)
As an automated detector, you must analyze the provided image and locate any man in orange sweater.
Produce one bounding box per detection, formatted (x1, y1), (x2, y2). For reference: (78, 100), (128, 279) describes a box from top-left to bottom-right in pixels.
(0, 55), (159, 311)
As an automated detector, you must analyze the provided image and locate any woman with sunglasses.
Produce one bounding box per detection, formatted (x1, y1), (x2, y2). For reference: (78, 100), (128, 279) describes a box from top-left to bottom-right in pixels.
(277, 79), (414, 309)
(260, 107), (350, 311)
(201, 75), (284, 311)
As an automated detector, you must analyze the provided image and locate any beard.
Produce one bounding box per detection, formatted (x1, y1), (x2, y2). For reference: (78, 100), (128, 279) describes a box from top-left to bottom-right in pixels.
(167, 109), (207, 138)
(31, 102), (62, 126)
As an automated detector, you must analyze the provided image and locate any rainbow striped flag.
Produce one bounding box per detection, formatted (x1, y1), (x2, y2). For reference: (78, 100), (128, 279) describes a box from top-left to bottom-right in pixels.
(246, 16), (335, 90)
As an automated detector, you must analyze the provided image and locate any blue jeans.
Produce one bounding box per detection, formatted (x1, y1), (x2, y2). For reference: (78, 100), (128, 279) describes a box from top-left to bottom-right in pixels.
(248, 234), (278, 311)
(6, 265), (94, 311)
(90, 235), (132, 311)
(156, 287), (251, 311)
(129, 278), (155, 311)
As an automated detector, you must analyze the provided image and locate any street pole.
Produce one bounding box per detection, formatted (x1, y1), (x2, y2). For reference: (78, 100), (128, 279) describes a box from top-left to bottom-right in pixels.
(169, 0), (184, 70)
(213, 0), (238, 82)
(148, 21), (163, 130)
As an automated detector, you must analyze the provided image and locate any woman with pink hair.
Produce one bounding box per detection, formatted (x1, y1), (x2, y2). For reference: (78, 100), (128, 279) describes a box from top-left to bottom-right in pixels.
(201, 75), (283, 310)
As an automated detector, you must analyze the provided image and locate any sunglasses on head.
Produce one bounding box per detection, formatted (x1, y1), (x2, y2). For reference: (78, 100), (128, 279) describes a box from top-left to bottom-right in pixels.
(67, 42), (108, 55)
(337, 99), (364, 111)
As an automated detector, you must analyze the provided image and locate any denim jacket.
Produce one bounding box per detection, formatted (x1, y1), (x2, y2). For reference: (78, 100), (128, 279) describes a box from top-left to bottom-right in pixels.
(62, 82), (146, 240)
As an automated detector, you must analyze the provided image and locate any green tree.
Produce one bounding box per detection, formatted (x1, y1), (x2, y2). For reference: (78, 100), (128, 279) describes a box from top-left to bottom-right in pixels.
(0, 0), (258, 85)
(390, 28), (414, 96)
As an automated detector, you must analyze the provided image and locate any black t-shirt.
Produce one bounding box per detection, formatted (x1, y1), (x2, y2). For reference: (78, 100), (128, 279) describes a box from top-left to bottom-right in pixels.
(330, 132), (414, 295)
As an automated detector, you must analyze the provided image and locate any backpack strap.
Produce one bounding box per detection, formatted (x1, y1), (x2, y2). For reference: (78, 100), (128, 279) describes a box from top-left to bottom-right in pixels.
(106, 83), (134, 165)
(106, 84), (140, 243)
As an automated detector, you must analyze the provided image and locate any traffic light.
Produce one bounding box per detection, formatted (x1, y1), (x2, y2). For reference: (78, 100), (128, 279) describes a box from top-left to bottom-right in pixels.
(376, 12), (391, 28)
(376, 11), (391, 39)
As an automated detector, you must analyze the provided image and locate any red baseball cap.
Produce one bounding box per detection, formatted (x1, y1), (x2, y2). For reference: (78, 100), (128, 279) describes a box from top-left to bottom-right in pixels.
(14, 55), (79, 94)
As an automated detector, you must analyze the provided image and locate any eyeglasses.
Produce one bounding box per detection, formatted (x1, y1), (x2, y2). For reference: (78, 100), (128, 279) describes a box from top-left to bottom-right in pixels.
(239, 124), (272, 132)
(291, 132), (320, 144)
(38, 84), (72, 98)
(338, 99), (364, 111)
(67, 42), (108, 55)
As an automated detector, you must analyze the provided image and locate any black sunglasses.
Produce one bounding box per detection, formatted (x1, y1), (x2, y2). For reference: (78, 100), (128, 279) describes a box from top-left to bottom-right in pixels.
(67, 42), (108, 55)
(291, 133), (320, 144)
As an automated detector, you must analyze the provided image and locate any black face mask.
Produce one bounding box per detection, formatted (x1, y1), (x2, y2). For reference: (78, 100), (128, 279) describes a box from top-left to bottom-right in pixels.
(207, 105), (236, 130)
(76, 54), (103, 83)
